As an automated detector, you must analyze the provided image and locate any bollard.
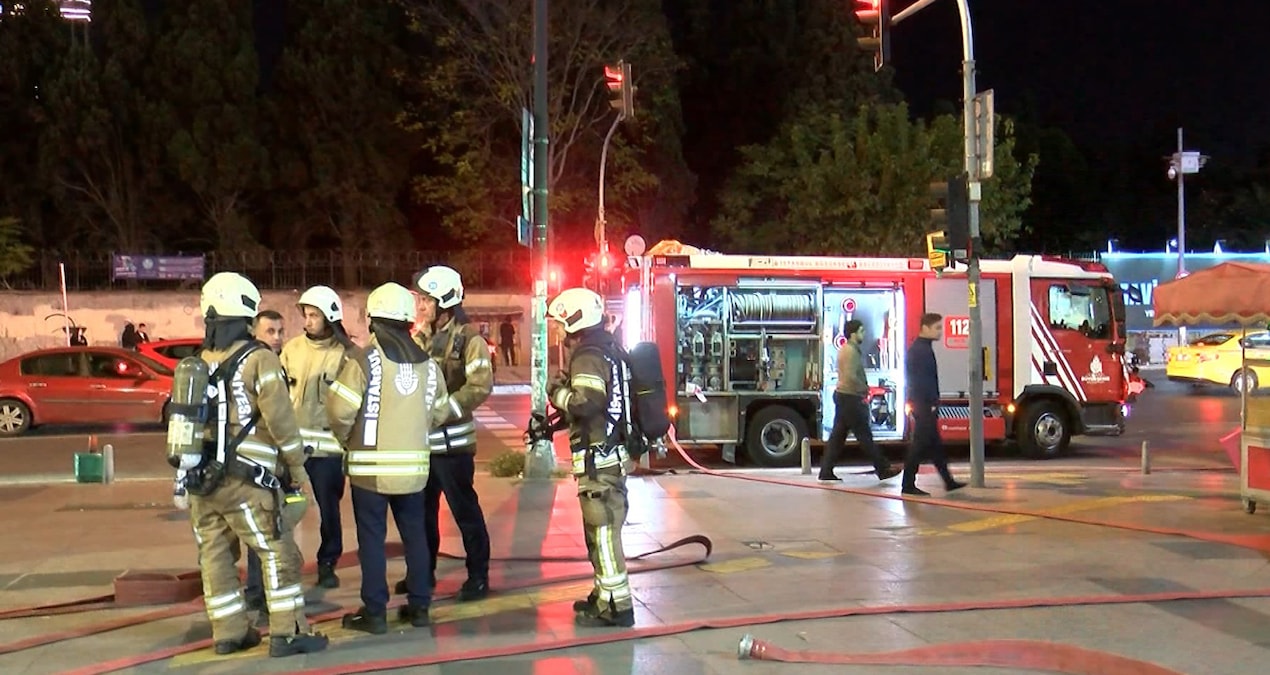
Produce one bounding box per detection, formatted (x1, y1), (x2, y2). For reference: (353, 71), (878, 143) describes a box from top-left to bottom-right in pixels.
(800, 437), (811, 475)
(102, 443), (115, 484)
(1141, 440), (1151, 475)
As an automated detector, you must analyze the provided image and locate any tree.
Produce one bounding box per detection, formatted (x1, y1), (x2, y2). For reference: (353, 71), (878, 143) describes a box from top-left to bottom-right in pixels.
(264, 0), (416, 286)
(150, 0), (268, 253)
(0, 217), (35, 287)
(404, 0), (694, 248)
(36, 0), (168, 253)
(713, 103), (1036, 256)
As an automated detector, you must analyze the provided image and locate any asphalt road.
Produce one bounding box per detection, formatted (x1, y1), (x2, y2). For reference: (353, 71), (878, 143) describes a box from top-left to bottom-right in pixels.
(0, 376), (1244, 483)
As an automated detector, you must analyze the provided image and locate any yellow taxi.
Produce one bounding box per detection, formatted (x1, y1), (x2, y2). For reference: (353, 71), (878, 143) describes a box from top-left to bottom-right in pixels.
(1166, 331), (1270, 393)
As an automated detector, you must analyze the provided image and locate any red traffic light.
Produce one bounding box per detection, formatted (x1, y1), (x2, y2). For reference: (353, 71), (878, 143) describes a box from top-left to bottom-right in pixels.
(599, 253), (611, 270)
(604, 64), (624, 89)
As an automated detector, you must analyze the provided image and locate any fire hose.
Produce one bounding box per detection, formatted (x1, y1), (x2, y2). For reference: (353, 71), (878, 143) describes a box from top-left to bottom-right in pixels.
(5, 426), (1265, 674)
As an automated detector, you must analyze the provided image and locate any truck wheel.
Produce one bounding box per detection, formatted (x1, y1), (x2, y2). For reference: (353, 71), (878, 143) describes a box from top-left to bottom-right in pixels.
(1019, 401), (1070, 459)
(745, 405), (808, 468)
(0, 399), (32, 438)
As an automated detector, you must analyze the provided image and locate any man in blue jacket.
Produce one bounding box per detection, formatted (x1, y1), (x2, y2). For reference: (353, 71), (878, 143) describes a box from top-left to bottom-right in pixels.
(902, 313), (966, 496)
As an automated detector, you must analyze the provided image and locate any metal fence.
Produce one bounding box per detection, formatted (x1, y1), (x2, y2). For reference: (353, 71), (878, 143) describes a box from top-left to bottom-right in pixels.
(13, 249), (532, 291)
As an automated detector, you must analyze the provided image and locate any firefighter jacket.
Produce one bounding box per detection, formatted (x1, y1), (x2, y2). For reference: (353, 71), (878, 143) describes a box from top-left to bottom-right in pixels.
(424, 318), (493, 454)
(201, 341), (309, 487)
(326, 336), (451, 495)
(280, 333), (349, 457)
(551, 330), (627, 476)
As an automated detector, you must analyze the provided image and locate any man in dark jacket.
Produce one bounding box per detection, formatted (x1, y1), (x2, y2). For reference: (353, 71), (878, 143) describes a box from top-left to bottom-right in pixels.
(902, 313), (966, 496)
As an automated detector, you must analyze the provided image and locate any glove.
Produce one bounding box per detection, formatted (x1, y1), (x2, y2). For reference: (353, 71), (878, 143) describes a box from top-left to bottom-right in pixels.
(547, 373), (570, 410)
(280, 491), (308, 532)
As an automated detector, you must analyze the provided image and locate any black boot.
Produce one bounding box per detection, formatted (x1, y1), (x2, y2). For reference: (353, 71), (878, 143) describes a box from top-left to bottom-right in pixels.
(572, 592), (599, 612)
(341, 608), (388, 635)
(457, 578), (488, 602)
(397, 604), (432, 627)
(269, 632), (329, 657)
(395, 576), (437, 595)
(316, 563), (339, 589)
(214, 626), (261, 655)
(574, 604), (635, 628)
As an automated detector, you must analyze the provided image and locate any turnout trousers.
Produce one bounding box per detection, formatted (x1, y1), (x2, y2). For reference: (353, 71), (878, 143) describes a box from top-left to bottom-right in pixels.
(578, 466), (633, 615)
(189, 476), (310, 643)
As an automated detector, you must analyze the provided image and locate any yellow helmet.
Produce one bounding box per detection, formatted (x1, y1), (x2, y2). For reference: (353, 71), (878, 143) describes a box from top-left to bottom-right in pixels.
(548, 287), (604, 334)
(200, 272), (261, 319)
(367, 282), (416, 323)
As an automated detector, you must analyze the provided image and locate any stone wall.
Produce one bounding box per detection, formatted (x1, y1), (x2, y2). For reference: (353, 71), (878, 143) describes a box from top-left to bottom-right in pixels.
(0, 290), (532, 361)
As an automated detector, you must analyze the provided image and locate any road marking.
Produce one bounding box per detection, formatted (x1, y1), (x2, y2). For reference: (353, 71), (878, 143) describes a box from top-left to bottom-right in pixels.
(943, 495), (1190, 534)
(170, 580), (597, 667)
(780, 550), (844, 560)
(698, 556), (773, 574)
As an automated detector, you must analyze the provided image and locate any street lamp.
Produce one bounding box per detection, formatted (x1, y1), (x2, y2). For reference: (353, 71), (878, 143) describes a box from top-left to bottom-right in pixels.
(1165, 127), (1208, 345)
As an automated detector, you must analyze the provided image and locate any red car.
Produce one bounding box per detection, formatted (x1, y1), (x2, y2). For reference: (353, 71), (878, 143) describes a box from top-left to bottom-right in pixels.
(0, 346), (174, 437)
(138, 338), (203, 369)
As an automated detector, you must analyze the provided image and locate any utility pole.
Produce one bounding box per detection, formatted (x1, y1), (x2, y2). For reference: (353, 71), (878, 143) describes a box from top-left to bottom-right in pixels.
(1165, 128), (1207, 347)
(524, 0), (556, 479)
(897, 0), (985, 486)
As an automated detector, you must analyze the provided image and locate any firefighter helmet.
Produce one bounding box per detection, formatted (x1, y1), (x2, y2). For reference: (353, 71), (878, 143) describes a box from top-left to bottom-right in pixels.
(414, 265), (464, 309)
(367, 282), (416, 323)
(200, 272), (260, 319)
(549, 288), (605, 334)
(298, 285), (343, 323)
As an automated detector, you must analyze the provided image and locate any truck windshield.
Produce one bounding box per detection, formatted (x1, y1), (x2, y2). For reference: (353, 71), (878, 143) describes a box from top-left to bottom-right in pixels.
(1048, 283), (1113, 340)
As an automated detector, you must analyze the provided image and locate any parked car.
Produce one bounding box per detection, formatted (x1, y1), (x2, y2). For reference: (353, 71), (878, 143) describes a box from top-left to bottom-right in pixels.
(1166, 331), (1270, 393)
(138, 338), (202, 369)
(0, 346), (175, 437)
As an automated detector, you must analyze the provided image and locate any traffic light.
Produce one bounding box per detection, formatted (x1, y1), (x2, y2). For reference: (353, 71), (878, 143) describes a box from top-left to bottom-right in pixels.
(853, 0), (891, 72)
(926, 231), (950, 272)
(929, 173), (971, 259)
(604, 61), (634, 119)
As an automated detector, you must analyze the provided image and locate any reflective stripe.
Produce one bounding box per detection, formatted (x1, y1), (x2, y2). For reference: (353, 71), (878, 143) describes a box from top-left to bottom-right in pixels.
(346, 450), (430, 464)
(207, 591), (241, 609)
(209, 599), (245, 620)
(272, 583), (303, 599)
(427, 421), (476, 440)
(465, 358), (490, 376)
(238, 440), (278, 457)
(256, 370), (281, 391)
(268, 594), (304, 613)
(279, 438), (304, 454)
(301, 428), (343, 456)
(449, 398), (463, 420)
(572, 373), (607, 392)
(330, 380), (362, 406)
(571, 446), (627, 476)
(348, 464), (428, 476)
(429, 434), (476, 453)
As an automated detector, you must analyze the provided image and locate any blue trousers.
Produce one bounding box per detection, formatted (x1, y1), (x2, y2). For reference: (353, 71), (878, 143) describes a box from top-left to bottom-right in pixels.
(306, 456), (345, 566)
(351, 485), (432, 615)
(424, 453), (490, 581)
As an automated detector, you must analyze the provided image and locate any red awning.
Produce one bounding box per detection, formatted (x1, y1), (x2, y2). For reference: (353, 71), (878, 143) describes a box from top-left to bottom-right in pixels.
(1152, 262), (1270, 326)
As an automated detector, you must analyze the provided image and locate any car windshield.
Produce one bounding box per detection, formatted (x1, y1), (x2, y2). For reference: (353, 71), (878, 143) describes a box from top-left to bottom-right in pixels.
(133, 352), (174, 376)
(1190, 334), (1234, 347)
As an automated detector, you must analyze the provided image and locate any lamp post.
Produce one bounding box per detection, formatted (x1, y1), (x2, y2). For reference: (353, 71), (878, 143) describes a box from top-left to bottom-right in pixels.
(1166, 128), (1207, 347)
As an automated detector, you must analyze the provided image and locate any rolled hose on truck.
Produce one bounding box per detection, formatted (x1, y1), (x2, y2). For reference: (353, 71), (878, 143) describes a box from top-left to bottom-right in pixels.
(1, 425), (1262, 674)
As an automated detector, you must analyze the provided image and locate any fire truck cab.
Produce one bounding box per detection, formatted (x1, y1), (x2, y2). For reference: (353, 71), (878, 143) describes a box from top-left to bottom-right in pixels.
(613, 248), (1134, 467)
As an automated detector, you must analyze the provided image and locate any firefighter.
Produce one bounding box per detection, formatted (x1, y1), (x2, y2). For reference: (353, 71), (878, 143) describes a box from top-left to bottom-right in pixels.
(394, 265), (492, 602)
(546, 287), (636, 628)
(280, 285), (354, 589)
(182, 272), (328, 657)
(327, 282), (451, 633)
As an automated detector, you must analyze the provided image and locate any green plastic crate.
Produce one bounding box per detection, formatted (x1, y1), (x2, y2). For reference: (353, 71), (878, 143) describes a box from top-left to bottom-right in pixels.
(75, 453), (104, 483)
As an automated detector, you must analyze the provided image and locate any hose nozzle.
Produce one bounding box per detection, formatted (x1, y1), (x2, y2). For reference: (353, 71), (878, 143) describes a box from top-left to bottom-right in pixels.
(737, 634), (769, 660)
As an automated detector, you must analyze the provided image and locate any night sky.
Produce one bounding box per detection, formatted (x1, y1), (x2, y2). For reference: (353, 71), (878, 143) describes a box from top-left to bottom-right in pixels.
(891, 0), (1270, 165)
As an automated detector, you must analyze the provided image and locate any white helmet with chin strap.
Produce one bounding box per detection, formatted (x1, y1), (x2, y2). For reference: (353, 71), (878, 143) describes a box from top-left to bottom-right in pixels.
(548, 288), (605, 334)
(367, 283), (417, 323)
(298, 285), (343, 323)
(414, 265), (464, 309)
(200, 272), (261, 319)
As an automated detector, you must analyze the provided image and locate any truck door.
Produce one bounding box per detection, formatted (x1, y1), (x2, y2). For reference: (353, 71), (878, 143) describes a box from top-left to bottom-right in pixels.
(1034, 280), (1124, 409)
(822, 287), (906, 442)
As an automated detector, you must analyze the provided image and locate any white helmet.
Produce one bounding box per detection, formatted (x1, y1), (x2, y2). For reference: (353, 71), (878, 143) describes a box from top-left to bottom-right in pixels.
(200, 272), (261, 319)
(298, 285), (343, 323)
(367, 282), (416, 323)
(549, 288), (604, 334)
(414, 265), (464, 309)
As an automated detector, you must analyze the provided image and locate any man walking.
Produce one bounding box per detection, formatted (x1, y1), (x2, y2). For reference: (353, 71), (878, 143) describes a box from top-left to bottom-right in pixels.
(818, 320), (900, 482)
(498, 317), (516, 366)
(901, 313), (966, 496)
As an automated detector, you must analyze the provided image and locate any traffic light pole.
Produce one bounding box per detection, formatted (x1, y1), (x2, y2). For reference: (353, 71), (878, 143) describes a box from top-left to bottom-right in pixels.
(955, 0), (986, 488)
(595, 111), (625, 270)
(525, 0), (557, 479)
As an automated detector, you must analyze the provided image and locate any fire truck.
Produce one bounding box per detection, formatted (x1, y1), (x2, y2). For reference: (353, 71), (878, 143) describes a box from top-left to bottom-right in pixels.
(611, 243), (1136, 466)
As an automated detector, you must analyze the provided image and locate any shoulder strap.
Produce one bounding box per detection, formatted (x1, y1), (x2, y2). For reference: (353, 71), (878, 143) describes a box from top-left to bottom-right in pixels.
(213, 341), (266, 468)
